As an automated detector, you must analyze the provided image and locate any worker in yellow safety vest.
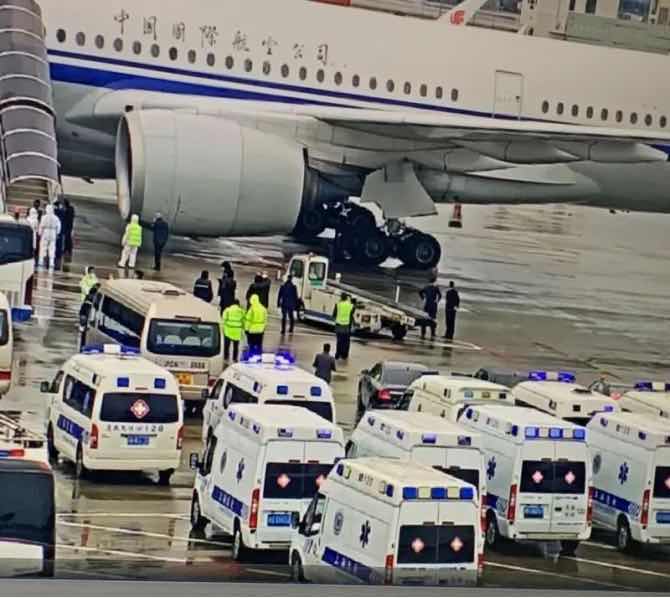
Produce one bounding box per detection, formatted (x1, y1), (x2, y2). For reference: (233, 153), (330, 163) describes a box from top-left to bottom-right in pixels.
(79, 266), (98, 303)
(118, 214), (143, 270)
(332, 293), (354, 360)
(221, 299), (245, 362)
(245, 294), (267, 355)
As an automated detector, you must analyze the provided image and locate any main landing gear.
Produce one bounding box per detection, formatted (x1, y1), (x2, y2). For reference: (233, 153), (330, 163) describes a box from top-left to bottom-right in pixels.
(293, 203), (442, 269)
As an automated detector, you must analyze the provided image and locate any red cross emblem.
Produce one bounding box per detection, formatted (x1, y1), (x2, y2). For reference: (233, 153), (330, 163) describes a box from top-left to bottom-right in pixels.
(130, 399), (150, 420)
(532, 470), (544, 484)
(450, 9), (465, 25)
(565, 471), (576, 485)
(277, 473), (291, 489)
(411, 537), (425, 554)
(450, 536), (464, 553)
(315, 474), (326, 487)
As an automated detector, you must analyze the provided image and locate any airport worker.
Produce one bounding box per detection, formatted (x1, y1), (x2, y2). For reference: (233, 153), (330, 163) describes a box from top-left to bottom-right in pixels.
(118, 214), (142, 270)
(444, 280), (460, 341)
(313, 343), (337, 384)
(54, 199), (66, 262)
(245, 294), (267, 355)
(245, 274), (264, 307)
(257, 271), (272, 308)
(592, 375), (611, 396)
(277, 274), (299, 335)
(218, 266), (237, 313)
(193, 270), (214, 303)
(78, 282), (100, 347)
(80, 266), (98, 303)
(62, 198), (76, 257)
(26, 207), (39, 256)
(38, 204), (61, 270)
(152, 213), (169, 271)
(221, 298), (245, 362)
(333, 292), (354, 360)
(419, 277), (442, 339)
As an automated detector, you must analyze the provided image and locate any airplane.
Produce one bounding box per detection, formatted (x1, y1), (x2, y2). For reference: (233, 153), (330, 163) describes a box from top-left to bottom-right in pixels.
(6, 0), (670, 269)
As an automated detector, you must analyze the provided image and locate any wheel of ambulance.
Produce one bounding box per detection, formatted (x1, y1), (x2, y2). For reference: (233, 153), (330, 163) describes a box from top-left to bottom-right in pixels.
(158, 469), (174, 486)
(291, 552), (306, 583)
(232, 524), (251, 562)
(560, 540), (580, 556)
(46, 424), (59, 463)
(190, 492), (209, 531)
(616, 516), (633, 553)
(74, 443), (88, 480)
(391, 323), (407, 341)
(485, 511), (502, 550)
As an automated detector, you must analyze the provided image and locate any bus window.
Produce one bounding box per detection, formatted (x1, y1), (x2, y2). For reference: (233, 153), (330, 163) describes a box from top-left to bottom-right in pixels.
(148, 319), (221, 357)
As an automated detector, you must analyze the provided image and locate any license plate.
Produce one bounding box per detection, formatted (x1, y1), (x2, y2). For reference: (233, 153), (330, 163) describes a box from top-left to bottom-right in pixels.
(127, 435), (150, 446)
(524, 505), (544, 518)
(657, 512), (670, 524)
(267, 512), (292, 527)
(175, 372), (193, 386)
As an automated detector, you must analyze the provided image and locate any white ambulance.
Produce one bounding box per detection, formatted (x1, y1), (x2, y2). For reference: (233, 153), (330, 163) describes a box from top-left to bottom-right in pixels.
(43, 344), (183, 484)
(587, 412), (670, 551)
(618, 381), (670, 419)
(289, 457), (480, 586)
(347, 410), (486, 502)
(513, 371), (619, 426)
(406, 375), (511, 422)
(190, 404), (344, 561)
(459, 405), (592, 553)
(202, 352), (335, 444)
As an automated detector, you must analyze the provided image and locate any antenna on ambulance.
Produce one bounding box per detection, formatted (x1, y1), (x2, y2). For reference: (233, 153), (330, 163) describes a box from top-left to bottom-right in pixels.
(440, 0), (490, 26)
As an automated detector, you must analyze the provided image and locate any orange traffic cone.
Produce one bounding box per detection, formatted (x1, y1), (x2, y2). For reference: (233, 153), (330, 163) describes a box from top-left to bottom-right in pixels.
(449, 203), (463, 228)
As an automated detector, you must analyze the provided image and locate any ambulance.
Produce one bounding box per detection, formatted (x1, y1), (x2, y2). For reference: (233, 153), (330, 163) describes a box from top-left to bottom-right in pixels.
(289, 457), (481, 586)
(406, 375), (511, 422)
(42, 344), (183, 484)
(618, 381), (670, 420)
(347, 410), (486, 501)
(513, 371), (619, 426)
(190, 404), (344, 561)
(459, 405), (592, 554)
(587, 412), (670, 551)
(202, 352), (335, 444)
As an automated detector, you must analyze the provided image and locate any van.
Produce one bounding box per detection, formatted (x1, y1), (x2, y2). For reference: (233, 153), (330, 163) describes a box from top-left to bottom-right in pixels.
(513, 371), (619, 426)
(84, 279), (224, 410)
(290, 457), (481, 586)
(459, 405), (592, 553)
(0, 292), (13, 396)
(406, 375), (511, 422)
(587, 412), (670, 551)
(202, 352), (336, 444)
(347, 410), (486, 502)
(190, 404), (344, 560)
(42, 344), (183, 484)
(618, 381), (670, 419)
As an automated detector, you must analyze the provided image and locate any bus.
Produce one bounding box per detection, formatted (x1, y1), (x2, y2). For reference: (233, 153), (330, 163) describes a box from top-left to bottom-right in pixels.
(0, 215), (34, 322)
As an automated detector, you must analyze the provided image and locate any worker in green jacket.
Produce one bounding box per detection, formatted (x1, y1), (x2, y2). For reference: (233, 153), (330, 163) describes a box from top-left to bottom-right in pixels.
(333, 293), (354, 360)
(245, 294), (267, 355)
(79, 266), (98, 303)
(221, 299), (245, 362)
(118, 214), (143, 270)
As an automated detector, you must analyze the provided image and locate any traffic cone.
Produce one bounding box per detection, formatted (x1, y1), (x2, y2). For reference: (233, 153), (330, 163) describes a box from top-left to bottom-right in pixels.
(449, 203), (463, 228)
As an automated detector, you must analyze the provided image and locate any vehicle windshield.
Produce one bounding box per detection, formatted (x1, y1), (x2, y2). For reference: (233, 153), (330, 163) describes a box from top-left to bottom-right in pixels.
(265, 399), (333, 422)
(0, 223), (32, 266)
(653, 466), (670, 499)
(0, 310), (8, 345)
(100, 393), (179, 423)
(263, 462), (331, 499)
(147, 319), (221, 357)
(382, 367), (432, 387)
(397, 524), (475, 565)
(434, 466), (480, 495)
(520, 460), (586, 494)
(0, 472), (54, 546)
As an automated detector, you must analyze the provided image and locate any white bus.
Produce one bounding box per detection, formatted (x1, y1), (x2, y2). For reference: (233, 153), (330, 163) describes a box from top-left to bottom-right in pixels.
(84, 279), (224, 411)
(0, 216), (34, 322)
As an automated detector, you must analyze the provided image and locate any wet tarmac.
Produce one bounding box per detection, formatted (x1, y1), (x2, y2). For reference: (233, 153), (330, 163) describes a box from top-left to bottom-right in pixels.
(2, 188), (670, 589)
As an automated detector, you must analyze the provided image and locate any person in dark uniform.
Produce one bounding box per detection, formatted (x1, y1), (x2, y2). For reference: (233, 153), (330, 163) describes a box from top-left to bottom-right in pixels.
(246, 274), (263, 307)
(419, 278), (442, 339)
(193, 270), (213, 303)
(277, 275), (299, 335)
(152, 213), (169, 271)
(444, 281), (460, 341)
(62, 198), (75, 256)
(218, 263), (237, 313)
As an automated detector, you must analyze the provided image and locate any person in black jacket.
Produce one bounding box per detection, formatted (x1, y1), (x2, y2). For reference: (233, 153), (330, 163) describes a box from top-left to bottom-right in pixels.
(218, 262), (237, 313)
(152, 213), (169, 271)
(193, 271), (213, 303)
(419, 278), (442, 339)
(277, 275), (299, 334)
(245, 274), (264, 308)
(444, 280), (461, 341)
(62, 198), (75, 257)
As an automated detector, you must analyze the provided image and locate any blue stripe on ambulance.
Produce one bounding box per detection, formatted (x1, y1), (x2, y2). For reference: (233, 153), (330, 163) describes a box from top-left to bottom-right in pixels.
(593, 488), (641, 519)
(57, 415), (85, 440)
(211, 485), (248, 519)
(322, 547), (374, 583)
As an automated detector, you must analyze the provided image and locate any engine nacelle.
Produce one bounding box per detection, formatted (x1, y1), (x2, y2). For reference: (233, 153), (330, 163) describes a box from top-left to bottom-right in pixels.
(115, 110), (306, 236)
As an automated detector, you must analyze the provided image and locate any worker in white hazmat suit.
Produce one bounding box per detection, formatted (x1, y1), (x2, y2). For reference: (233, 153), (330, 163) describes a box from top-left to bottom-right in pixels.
(38, 204), (61, 270)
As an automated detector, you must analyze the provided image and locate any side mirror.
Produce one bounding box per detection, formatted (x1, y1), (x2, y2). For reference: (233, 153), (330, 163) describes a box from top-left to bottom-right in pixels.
(308, 521), (321, 536)
(360, 369), (369, 376)
(189, 453), (201, 471)
(40, 381), (50, 393)
(291, 512), (300, 529)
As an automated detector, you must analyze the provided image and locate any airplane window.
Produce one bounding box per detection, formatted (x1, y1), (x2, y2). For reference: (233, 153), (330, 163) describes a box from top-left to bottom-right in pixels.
(263, 61), (271, 75)
(281, 64), (289, 78)
(616, 110), (623, 122)
(169, 47), (178, 61)
(386, 79), (395, 93)
(369, 77), (377, 90)
(299, 66), (307, 81)
(601, 108), (608, 120)
(542, 100), (549, 113)
(586, 106), (594, 119)
(208, 53), (216, 67)
(571, 104), (579, 117)
(95, 35), (104, 49)
(56, 29), (66, 43)
(557, 102), (564, 115)
(630, 112), (638, 124)
(404, 82), (411, 95)
(645, 114), (653, 126)
(188, 50), (197, 64)
(317, 69), (325, 83)
(451, 88), (459, 101)
(420, 84), (427, 97)
(436, 86), (443, 99)
(151, 44), (160, 58)
(225, 56), (234, 69)
(76, 32), (85, 46)
(133, 41), (142, 55)
(244, 58), (253, 72)
(114, 38), (123, 52)
(352, 74), (360, 87)
(661, 116), (667, 128)
(334, 72), (343, 85)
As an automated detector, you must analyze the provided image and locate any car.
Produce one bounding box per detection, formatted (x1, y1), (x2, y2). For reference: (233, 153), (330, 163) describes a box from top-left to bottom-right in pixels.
(356, 361), (437, 419)
(472, 367), (528, 388)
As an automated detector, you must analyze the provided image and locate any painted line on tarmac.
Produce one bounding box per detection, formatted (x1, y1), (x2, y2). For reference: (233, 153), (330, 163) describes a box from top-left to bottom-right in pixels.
(58, 520), (231, 548)
(486, 561), (634, 591)
(581, 540), (616, 551)
(58, 512), (189, 520)
(564, 556), (670, 579)
(56, 543), (187, 564)
(245, 567), (291, 578)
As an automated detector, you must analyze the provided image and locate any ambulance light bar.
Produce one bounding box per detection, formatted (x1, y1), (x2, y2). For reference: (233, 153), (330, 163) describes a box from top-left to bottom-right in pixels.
(241, 350), (296, 367)
(82, 344), (139, 356)
(402, 486), (474, 501)
(529, 371), (576, 383)
(634, 381), (670, 392)
(524, 426), (585, 441)
(316, 429), (332, 439)
(154, 378), (166, 389)
(0, 449), (24, 458)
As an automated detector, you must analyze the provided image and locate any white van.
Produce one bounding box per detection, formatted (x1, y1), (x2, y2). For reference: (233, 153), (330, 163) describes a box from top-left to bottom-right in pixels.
(513, 371), (619, 426)
(0, 292), (13, 396)
(459, 405), (592, 553)
(587, 412), (670, 551)
(202, 352), (336, 444)
(290, 457), (480, 586)
(347, 410), (486, 502)
(190, 404), (344, 560)
(618, 381), (670, 419)
(42, 344), (183, 484)
(85, 279), (224, 410)
(406, 375), (511, 422)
